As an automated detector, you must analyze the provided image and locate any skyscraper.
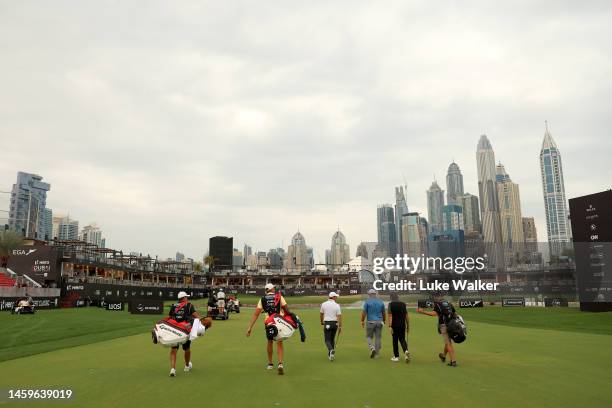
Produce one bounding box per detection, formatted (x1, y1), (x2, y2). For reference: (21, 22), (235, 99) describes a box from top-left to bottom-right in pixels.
(57, 216), (79, 241)
(446, 162), (464, 206)
(496, 163), (525, 265)
(376, 204), (396, 257)
(427, 180), (445, 234)
(402, 212), (428, 260)
(42, 208), (53, 241)
(539, 122), (571, 257)
(8, 172), (51, 239)
(285, 231), (310, 272)
(442, 204), (464, 231)
(394, 185), (409, 258)
(460, 193), (481, 234)
(80, 223), (105, 247)
(476, 135), (504, 268)
(330, 230), (350, 270)
(522, 217), (538, 256)
(209, 236), (233, 269)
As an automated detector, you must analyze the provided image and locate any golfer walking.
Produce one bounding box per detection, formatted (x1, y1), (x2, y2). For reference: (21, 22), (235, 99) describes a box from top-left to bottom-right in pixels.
(388, 293), (410, 362)
(320, 292), (342, 361)
(361, 289), (385, 358)
(246, 283), (290, 375)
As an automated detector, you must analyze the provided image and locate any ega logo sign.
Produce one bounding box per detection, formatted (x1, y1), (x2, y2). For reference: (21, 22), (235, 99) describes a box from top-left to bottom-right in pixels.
(12, 249), (37, 256)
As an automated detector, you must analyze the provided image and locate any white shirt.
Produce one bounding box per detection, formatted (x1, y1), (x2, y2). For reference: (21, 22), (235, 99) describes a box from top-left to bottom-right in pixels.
(217, 291), (225, 299)
(320, 299), (342, 322)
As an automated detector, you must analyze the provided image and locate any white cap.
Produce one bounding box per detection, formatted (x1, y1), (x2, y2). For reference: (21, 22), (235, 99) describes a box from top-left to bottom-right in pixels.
(329, 291), (339, 298)
(367, 288), (377, 295)
(264, 283), (275, 291)
(177, 291), (189, 299)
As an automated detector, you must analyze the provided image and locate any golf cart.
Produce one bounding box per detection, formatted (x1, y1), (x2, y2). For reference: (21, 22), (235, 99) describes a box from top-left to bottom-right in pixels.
(12, 298), (35, 315)
(207, 294), (229, 320)
(227, 295), (240, 314)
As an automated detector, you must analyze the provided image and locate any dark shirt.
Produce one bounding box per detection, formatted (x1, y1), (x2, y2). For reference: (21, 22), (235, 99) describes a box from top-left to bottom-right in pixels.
(433, 300), (456, 325)
(169, 302), (196, 323)
(389, 301), (407, 328)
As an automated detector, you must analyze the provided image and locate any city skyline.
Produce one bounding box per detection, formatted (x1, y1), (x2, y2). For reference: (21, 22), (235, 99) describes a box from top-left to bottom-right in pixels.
(1, 126), (596, 263)
(1, 2), (611, 260)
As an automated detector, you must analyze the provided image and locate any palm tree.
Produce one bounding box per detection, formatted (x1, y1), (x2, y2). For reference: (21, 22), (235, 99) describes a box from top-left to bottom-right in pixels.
(204, 256), (217, 273)
(0, 230), (23, 268)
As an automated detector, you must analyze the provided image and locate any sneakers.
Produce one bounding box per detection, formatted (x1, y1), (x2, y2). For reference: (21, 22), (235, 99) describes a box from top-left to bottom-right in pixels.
(405, 351), (411, 363)
(277, 363), (284, 375)
(266, 363), (274, 370)
(369, 347), (376, 359)
(329, 350), (335, 361)
(184, 362), (192, 372)
(447, 361), (457, 367)
(390, 357), (399, 362)
(169, 368), (176, 377)
(438, 353), (446, 363)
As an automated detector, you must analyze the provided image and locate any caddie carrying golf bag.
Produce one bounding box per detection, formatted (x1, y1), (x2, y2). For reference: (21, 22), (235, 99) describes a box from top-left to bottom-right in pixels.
(152, 318), (193, 347)
(445, 315), (467, 343)
(261, 291), (306, 342)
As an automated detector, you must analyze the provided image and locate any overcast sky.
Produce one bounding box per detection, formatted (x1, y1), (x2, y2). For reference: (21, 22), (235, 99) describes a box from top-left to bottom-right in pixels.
(1, 1), (611, 261)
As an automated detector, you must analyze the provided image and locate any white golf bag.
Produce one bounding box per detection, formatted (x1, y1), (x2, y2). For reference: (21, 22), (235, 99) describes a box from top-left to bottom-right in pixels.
(152, 318), (205, 347)
(265, 314), (299, 341)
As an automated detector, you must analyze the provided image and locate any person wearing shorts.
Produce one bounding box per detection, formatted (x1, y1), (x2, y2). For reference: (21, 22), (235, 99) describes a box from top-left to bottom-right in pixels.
(417, 293), (457, 367)
(246, 283), (290, 375)
(169, 291), (200, 377)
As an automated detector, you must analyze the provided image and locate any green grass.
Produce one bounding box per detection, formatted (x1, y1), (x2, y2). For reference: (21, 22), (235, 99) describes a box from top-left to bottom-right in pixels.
(459, 307), (612, 335)
(1, 307), (612, 408)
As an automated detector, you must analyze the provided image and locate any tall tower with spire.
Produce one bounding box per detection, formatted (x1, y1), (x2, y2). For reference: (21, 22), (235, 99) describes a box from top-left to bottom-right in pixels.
(394, 185), (409, 258)
(539, 122), (571, 258)
(446, 162), (464, 206)
(476, 134), (504, 268)
(427, 180), (445, 234)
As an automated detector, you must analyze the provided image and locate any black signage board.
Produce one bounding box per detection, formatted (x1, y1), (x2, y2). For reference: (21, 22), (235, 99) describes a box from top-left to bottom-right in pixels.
(129, 299), (164, 314)
(569, 190), (612, 311)
(0, 297), (60, 311)
(417, 299), (434, 308)
(544, 298), (569, 307)
(459, 298), (484, 308)
(105, 301), (124, 311)
(502, 298), (525, 307)
(7, 245), (60, 285)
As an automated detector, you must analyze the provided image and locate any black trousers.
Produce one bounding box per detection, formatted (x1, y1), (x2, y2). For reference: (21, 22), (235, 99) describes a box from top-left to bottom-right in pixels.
(323, 321), (338, 352)
(391, 326), (408, 357)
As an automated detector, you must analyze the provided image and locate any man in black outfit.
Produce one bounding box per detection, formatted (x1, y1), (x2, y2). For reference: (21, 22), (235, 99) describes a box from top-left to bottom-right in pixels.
(387, 293), (410, 362)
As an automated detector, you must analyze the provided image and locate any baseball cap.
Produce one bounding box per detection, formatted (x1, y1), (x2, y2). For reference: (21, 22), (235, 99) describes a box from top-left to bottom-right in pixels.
(264, 283), (275, 291)
(328, 291), (339, 298)
(367, 288), (377, 295)
(177, 291), (189, 299)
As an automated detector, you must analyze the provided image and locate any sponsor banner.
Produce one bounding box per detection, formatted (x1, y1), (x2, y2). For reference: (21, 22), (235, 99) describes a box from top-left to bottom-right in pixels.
(0, 297), (60, 311)
(129, 299), (164, 314)
(544, 298), (569, 307)
(569, 190), (612, 309)
(502, 298), (526, 307)
(459, 298), (484, 308)
(61, 282), (209, 302)
(7, 245), (60, 284)
(105, 301), (124, 311)
(417, 299), (434, 308)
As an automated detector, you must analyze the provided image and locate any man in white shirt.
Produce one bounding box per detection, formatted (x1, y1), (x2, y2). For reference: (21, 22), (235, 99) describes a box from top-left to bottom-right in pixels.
(320, 292), (342, 361)
(216, 289), (226, 315)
